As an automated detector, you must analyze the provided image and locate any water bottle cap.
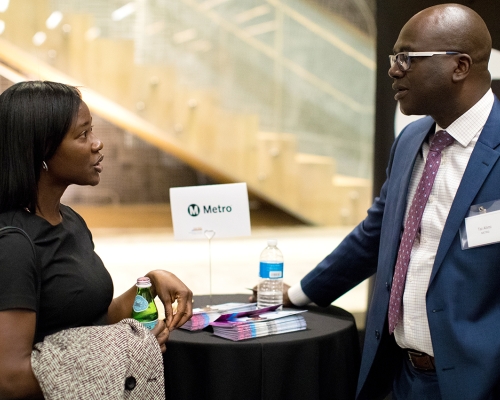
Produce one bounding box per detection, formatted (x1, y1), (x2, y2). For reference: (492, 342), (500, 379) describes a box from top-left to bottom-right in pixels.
(267, 239), (277, 247)
(136, 277), (152, 287)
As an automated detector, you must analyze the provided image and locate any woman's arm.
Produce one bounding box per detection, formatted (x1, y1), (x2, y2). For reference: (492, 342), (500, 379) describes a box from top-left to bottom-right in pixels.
(107, 285), (136, 324)
(0, 309), (43, 399)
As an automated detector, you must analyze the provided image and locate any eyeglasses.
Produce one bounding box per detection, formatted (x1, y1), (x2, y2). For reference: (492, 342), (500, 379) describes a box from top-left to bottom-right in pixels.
(389, 51), (460, 72)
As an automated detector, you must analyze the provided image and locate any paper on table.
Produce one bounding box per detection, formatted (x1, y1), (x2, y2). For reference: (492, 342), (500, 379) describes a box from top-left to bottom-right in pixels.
(210, 308), (308, 341)
(180, 302), (257, 331)
(211, 307), (304, 325)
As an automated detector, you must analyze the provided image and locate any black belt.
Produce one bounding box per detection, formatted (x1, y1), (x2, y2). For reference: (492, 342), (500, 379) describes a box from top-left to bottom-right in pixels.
(406, 349), (435, 371)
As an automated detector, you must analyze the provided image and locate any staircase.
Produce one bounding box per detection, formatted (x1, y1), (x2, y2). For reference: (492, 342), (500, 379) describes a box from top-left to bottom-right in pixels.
(0, 0), (373, 226)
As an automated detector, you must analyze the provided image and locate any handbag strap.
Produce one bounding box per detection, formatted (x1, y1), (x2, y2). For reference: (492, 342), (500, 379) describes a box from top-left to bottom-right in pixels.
(0, 226), (41, 336)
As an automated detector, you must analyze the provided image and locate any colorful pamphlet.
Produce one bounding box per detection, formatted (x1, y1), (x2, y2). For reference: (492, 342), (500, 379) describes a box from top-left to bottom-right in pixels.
(209, 306), (307, 341)
(180, 302), (257, 331)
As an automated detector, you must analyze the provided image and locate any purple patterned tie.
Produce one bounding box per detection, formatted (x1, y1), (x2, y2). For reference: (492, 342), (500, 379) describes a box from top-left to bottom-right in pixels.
(388, 130), (454, 334)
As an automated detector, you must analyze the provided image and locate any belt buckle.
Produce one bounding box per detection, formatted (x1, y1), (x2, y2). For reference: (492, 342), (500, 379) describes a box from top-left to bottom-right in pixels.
(407, 349), (422, 369)
(407, 349), (434, 371)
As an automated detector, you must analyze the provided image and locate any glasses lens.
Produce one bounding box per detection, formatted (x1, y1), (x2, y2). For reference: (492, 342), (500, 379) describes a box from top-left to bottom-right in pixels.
(397, 53), (410, 71)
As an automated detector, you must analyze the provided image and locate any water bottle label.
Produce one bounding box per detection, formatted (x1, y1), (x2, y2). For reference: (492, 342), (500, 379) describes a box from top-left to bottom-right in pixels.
(141, 319), (159, 330)
(133, 295), (148, 312)
(259, 262), (283, 279)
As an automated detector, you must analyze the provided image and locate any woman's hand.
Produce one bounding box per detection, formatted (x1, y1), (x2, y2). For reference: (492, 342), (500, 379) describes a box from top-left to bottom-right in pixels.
(151, 319), (169, 353)
(145, 270), (193, 331)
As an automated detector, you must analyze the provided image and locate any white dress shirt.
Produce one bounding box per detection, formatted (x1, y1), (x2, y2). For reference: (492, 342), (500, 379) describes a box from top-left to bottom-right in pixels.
(289, 90), (495, 356)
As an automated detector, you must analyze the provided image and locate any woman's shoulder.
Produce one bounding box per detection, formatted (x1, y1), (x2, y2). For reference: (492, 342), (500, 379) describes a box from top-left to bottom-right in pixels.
(1, 205), (91, 240)
(0, 210), (37, 255)
(0, 209), (33, 230)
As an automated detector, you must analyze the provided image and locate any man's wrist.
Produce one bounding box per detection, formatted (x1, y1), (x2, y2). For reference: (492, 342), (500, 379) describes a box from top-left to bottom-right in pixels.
(288, 283), (312, 306)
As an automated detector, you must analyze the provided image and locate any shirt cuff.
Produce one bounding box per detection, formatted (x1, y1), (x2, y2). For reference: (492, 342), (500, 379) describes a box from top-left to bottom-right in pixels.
(288, 283), (312, 306)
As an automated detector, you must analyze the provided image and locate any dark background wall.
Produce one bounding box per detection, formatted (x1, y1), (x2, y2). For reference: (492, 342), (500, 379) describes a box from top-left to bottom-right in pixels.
(374, 0), (500, 195)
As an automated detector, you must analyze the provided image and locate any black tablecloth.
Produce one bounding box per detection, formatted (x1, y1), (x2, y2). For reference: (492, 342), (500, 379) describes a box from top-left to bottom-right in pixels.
(163, 294), (361, 400)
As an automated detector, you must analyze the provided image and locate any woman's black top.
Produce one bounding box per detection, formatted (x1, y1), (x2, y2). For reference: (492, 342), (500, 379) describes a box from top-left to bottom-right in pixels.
(0, 205), (113, 342)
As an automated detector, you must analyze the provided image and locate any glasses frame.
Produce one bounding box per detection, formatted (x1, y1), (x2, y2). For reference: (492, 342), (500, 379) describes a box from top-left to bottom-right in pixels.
(389, 51), (460, 72)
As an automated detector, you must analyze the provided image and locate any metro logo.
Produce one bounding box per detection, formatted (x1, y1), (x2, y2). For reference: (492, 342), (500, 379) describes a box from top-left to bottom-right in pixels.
(187, 204), (200, 216)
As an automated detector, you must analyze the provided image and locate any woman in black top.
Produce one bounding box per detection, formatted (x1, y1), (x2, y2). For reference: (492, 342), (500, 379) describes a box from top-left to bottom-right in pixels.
(0, 81), (193, 398)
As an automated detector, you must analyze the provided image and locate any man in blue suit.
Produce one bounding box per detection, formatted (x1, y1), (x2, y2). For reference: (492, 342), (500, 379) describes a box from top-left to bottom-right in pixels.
(256, 4), (499, 399)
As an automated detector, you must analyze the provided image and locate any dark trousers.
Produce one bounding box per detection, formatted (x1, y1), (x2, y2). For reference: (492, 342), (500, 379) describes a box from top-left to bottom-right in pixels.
(392, 356), (441, 400)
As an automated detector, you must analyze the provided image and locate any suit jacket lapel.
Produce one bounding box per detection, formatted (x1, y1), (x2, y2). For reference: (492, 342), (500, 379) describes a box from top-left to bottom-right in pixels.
(430, 98), (500, 283)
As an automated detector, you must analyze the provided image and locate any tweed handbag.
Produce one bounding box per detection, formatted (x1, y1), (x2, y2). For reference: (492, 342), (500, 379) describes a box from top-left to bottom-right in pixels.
(31, 318), (165, 399)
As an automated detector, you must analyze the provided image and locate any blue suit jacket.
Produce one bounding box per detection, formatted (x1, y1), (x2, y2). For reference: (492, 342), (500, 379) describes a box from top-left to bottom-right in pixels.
(301, 97), (500, 400)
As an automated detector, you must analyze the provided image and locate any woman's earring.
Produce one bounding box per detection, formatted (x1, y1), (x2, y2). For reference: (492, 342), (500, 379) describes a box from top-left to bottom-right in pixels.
(42, 161), (48, 171)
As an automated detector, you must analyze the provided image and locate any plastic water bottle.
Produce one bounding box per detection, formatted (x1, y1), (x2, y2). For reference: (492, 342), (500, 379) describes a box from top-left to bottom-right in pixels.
(131, 277), (159, 330)
(257, 239), (284, 309)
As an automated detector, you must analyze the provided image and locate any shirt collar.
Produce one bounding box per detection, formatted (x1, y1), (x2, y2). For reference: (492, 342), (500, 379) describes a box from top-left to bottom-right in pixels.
(436, 89), (494, 147)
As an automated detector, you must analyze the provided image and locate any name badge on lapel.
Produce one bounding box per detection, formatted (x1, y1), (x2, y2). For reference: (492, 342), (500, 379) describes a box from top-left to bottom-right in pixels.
(460, 199), (500, 249)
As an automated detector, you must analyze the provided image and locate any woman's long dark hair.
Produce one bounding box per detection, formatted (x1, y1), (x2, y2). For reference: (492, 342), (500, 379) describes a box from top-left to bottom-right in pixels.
(0, 81), (82, 213)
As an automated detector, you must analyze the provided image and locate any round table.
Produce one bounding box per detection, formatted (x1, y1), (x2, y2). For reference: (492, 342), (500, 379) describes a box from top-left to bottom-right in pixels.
(163, 294), (361, 400)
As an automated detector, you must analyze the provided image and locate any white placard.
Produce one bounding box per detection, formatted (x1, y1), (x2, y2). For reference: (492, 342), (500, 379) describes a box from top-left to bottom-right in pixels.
(170, 183), (251, 240)
(464, 210), (500, 248)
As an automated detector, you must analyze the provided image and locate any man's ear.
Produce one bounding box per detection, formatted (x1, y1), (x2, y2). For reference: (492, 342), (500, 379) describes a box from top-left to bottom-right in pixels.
(452, 54), (473, 82)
